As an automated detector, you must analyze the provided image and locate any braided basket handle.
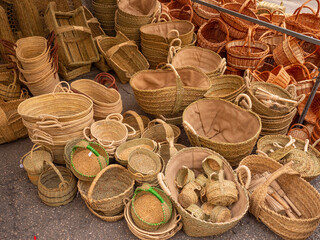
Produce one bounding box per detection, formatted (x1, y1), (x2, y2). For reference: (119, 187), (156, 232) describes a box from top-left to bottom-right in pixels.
(236, 165), (252, 190)
(157, 172), (172, 196)
(148, 119), (175, 144)
(106, 113), (124, 122)
(123, 110), (145, 134)
(43, 159), (68, 189)
(250, 162), (299, 218)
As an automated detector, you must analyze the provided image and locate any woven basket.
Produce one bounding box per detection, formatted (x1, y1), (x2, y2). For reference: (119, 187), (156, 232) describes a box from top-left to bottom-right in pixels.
(158, 147), (249, 237)
(197, 17), (230, 53)
(226, 28), (269, 70)
(45, 3), (99, 67)
(71, 79), (123, 120)
(38, 160), (77, 207)
(288, 124), (311, 141)
(238, 155), (320, 239)
(141, 119), (181, 145)
(122, 111), (150, 140)
(257, 135), (320, 181)
(131, 184), (173, 231)
(87, 164), (135, 215)
(64, 138), (84, 169)
(130, 64), (211, 115)
(183, 98), (261, 167)
(124, 198), (182, 240)
(0, 6), (15, 62)
(20, 144), (53, 185)
(192, 0), (220, 27)
(169, 4), (193, 21)
(170, 46), (226, 79)
(0, 66), (21, 101)
(58, 62), (91, 81)
(204, 75), (246, 102)
(298, 91), (320, 124)
(160, 144), (186, 167)
(115, 138), (158, 166)
(0, 97), (28, 144)
(259, 30), (285, 53)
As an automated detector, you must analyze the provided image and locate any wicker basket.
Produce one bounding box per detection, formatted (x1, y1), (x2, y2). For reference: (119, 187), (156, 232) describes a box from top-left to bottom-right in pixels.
(158, 147), (249, 237)
(38, 160), (77, 207)
(64, 138), (84, 169)
(122, 111), (150, 140)
(0, 6), (15, 62)
(259, 30), (285, 53)
(45, 2), (99, 67)
(192, 0), (220, 28)
(58, 62), (91, 81)
(169, 4), (193, 21)
(287, 124), (311, 141)
(87, 164), (135, 215)
(238, 155), (320, 239)
(183, 98), (261, 167)
(170, 46), (226, 79)
(130, 64), (211, 115)
(0, 65), (21, 101)
(298, 91), (320, 124)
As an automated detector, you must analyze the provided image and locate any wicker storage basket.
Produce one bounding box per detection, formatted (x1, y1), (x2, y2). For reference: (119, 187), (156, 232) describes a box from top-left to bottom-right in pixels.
(170, 46), (226, 79)
(0, 65), (21, 101)
(38, 160), (77, 207)
(92, 0), (117, 36)
(45, 2), (99, 67)
(259, 30), (285, 53)
(192, 0), (220, 27)
(71, 79), (123, 120)
(288, 123), (311, 141)
(0, 97), (28, 144)
(87, 164), (135, 215)
(197, 18), (230, 53)
(20, 144), (53, 185)
(169, 4), (193, 21)
(122, 110), (150, 140)
(204, 75), (246, 102)
(298, 91), (320, 124)
(58, 61), (91, 81)
(158, 147), (249, 237)
(238, 155), (320, 239)
(257, 135), (320, 181)
(130, 64), (211, 115)
(183, 98), (261, 166)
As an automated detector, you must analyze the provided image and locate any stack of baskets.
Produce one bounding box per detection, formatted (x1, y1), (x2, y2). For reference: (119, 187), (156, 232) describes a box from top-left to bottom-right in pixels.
(140, 20), (195, 68)
(92, 0), (117, 36)
(17, 83), (94, 164)
(115, 0), (161, 46)
(13, 35), (60, 96)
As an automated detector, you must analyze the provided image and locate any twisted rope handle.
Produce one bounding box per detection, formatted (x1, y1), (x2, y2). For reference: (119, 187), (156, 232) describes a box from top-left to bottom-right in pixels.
(236, 165), (252, 190)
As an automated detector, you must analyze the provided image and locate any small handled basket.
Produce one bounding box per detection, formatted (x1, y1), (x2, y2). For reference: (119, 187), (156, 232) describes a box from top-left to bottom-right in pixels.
(287, 123), (311, 141)
(122, 110), (150, 140)
(38, 160), (77, 207)
(130, 184), (173, 231)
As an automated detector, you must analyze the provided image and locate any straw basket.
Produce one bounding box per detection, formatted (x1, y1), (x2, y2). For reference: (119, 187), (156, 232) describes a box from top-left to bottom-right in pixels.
(0, 66), (21, 102)
(58, 62), (91, 81)
(64, 138), (84, 169)
(287, 123), (311, 141)
(238, 155), (320, 240)
(130, 64), (211, 115)
(197, 18), (230, 53)
(122, 111), (150, 140)
(158, 147), (249, 237)
(87, 164), (135, 215)
(170, 46), (226, 79)
(71, 79), (123, 120)
(183, 98), (261, 167)
(38, 160), (77, 207)
(0, 97), (28, 144)
(0, 7), (15, 62)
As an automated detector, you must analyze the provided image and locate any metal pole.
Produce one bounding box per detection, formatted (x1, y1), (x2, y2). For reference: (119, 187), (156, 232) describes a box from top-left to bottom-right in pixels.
(191, 0), (320, 46)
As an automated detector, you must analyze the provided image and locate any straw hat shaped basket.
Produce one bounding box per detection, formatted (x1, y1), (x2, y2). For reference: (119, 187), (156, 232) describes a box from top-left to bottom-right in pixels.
(38, 160), (77, 207)
(183, 98), (261, 167)
(130, 64), (211, 115)
(238, 155), (320, 240)
(170, 46), (226, 79)
(87, 164), (135, 215)
(158, 147), (249, 237)
(257, 135), (320, 181)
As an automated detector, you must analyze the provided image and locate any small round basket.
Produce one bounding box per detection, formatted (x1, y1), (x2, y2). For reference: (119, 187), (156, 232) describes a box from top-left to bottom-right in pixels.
(122, 110), (150, 140)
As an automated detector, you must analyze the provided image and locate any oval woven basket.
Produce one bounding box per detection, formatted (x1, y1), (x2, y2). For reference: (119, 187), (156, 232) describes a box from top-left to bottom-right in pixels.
(158, 147), (249, 237)
(87, 164), (135, 215)
(238, 155), (320, 240)
(183, 98), (261, 167)
(38, 161), (77, 207)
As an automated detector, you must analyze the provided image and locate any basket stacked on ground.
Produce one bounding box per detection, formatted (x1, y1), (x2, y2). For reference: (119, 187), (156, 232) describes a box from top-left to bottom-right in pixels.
(140, 20), (195, 68)
(17, 83), (94, 164)
(0, 64), (22, 101)
(115, 0), (160, 46)
(158, 147), (249, 237)
(92, 0), (117, 36)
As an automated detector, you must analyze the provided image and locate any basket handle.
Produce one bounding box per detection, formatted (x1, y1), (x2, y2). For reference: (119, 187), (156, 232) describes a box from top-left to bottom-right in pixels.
(236, 165), (252, 190)
(106, 40), (137, 59)
(293, 0), (319, 20)
(52, 81), (72, 93)
(165, 64), (184, 114)
(208, 18), (230, 42)
(235, 93), (252, 110)
(148, 119), (175, 144)
(152, 12), (172, 23)
(123, 110), (145, 135)
(250, 162), (300, 218)
(167, 46), (178, 63)
(56, 25), (92, 35)
(167, 29), (180, 42)
(94, 72), (118, 91)
(43, 159), (68, 189)
(239, 0), (253, 13)
(19, 144), (42, 168)
(287, 124), (311, 140)
(255, 54), (274, 71)
(83, 127), (95, 142)
(177, 4), (193, 22)
(135, 185), (165, 203)
(157, 172), (172, 197)
(304, 62), (319, 78)
(124, 123), (137, 138)
(106, 113), (124, 122)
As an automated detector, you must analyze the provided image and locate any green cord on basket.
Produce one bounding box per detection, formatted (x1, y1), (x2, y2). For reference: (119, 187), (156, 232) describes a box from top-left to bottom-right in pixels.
(87, 145), (100, 157)
(147, 187), (164, 203)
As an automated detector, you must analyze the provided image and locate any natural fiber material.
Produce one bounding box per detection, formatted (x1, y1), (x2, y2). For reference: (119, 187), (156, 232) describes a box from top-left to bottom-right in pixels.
(58, 62), (91, 81)
(87, 164), (135, 215)
(21, 144), (53, 185)
(202, 154), (223, 176)
(130, 64), (211, 115)
(288, 124), (311, 141)
(259, 30), (285, 53)
(158, 147), (249, 237)
(38, 160), (77, 207)
(0, 66), (21, 101)
(122, 111), (150, 139)
(238, 155), (320, 240)
(0, 6), (15, 62)
(171, 46), (226, 79)
(45, 3), (99, 67)
(64, 138), (84, 169)
(0, 97), (28, 144)
(210, 206), (232, 223)
(185, 204), (206, 220)
(298, 91), (320, 124)
(115, 138), (157, 166)
(192, 0), (220, 27)
(178, 182), (200, 208)
(183, 99), (261, 167)
(176, 166), (195, 189)
(71, 79), (123, 120)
